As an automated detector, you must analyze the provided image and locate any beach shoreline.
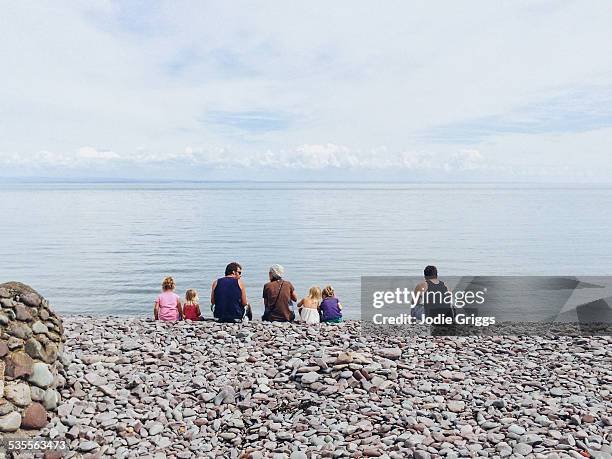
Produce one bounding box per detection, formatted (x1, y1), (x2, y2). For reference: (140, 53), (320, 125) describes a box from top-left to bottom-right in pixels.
(24, 315), (610, 458)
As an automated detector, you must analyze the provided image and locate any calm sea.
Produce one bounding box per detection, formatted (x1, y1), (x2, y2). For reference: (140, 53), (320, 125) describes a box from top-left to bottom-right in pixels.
(1, 182), (611, 319)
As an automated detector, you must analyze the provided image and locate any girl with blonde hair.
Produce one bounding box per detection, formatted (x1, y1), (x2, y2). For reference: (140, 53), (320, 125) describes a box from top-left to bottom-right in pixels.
(183, 289), (203, 321)
(297, 286), (322, 324)
(154, 276), (183, 321)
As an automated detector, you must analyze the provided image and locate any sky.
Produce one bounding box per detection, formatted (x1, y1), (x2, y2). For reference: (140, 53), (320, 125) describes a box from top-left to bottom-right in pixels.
(1, 0), (611, 182)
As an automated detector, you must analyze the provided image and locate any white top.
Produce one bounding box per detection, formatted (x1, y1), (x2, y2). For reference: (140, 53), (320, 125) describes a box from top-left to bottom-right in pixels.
(300, 307), (320, 324)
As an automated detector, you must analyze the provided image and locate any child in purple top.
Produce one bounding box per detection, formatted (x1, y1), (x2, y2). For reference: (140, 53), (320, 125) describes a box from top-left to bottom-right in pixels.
(319, 285), (343, 323)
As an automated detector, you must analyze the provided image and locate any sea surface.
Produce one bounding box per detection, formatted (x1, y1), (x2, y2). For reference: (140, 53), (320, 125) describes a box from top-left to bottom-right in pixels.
(1, 182), (612, 319)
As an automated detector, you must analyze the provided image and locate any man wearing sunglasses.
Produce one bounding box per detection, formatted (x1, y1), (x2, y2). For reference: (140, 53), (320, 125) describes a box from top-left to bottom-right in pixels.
(211, 261), (252, 322)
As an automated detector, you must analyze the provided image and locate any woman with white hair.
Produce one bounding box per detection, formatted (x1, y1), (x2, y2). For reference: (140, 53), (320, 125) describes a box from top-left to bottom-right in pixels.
(262, 264), (298, 322)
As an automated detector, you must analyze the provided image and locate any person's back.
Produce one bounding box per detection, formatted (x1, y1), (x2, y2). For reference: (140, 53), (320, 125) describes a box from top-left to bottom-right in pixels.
(154, 276), (182, 321)
(298, 286), (322, 324)
(424, 278), (450, 317)
(213, 276), (243, 321)
(183, 288), (202, 321)
(263, 280), (295, 321)
(262, 264), (297, 322)
(320, 285), (343, 323)
(419, 265), (456, 335)
(157, 290), (181, 321)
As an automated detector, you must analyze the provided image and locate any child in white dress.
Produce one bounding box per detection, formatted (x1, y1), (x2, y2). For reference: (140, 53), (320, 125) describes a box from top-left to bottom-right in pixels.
(297, 286), (321, 324)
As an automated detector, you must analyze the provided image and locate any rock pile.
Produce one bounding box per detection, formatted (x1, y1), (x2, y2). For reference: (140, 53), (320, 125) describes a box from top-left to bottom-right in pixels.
(40, 317), (611, 458)
(0, 282), (64, 434)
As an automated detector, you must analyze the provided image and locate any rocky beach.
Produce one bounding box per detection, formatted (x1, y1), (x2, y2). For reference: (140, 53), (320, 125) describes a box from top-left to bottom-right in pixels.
(6, 316), (607, 458)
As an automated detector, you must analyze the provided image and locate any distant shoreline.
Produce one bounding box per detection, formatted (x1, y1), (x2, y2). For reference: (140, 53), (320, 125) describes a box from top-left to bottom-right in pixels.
(3, 178), (612, 186)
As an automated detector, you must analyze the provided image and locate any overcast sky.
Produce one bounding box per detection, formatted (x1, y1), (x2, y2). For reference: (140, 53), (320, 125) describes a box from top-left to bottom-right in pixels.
(1, 1), (611, 181)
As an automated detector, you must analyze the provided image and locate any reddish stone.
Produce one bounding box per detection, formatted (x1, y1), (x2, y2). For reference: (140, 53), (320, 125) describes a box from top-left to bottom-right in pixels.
(21, 402), (48, 429)
(5, 351), (34, 379)
(15, 304), (33, 321)
(582, 414), (596, 423)
(19, 291), (42, 308)
(0, 341), (8, 358)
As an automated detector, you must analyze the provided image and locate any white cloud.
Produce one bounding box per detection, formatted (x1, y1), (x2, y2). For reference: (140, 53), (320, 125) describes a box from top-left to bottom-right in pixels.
(77, 147), (120, 160)
(0, 1), (611, 180)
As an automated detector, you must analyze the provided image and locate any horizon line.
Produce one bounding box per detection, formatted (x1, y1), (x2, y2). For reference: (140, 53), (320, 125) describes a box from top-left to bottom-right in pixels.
(1, 177), (612, 188)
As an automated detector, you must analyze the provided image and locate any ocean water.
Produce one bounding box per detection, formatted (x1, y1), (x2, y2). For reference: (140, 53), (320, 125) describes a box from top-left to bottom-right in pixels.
(1, 182), (611, 319)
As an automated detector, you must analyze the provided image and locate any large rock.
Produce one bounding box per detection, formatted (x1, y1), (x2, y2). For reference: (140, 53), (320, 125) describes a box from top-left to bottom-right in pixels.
(28, 362), (54, 388)
(0, 340), (10, 357)
(19, 291), (42, 308)
(0, 411), (22, 432)
(8, 321), (33, 339)
(24, 337), (46, 360)
(4, 381), (32, 407)
(0, 282), (64, 436)
(21, 402), (48, 429)
(32, 321), (49, 334)
(15, 304), (33, 321)
(4, 351), (34, 379)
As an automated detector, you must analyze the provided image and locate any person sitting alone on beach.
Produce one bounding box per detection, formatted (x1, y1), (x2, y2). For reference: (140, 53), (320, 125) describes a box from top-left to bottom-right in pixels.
(297, 286), (322, 324)
(211, 262), (252, 322)
(183, 288), (203, 321)
(413, 265), (452, 318)
(414, 265), (456, 335)
(154, 276), (183, 321)
(319, 285), (343, 323)
(262, 264), (298, 322)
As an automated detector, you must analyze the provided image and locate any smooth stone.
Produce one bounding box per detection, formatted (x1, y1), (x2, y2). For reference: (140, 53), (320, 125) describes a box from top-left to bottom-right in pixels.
(508, 424), (526, 435)
(0, 411), (22, 432)
(447, 401), (466, 412)
(19, 292), (42, 307)
(0, 341), (8, 357)
(28, 362), (54, 388)
(377, 348), (402, 360)
(84, 372), (107, 386)
(149, 422), (164, 435)
(78, 441), (100, 452)
(15, 304), (33, 321)
(301, 372), (320, 384)
(24, 338), (47, 360)
(43, 389), (60, 410)
(514, 443), (533, 455)
(21, 402), (48, 429)
(32, 321), (49, 334)
(335, 352), (353, 364)
(4, 381), (32, 407)
(5, 351), (34, 379)
(121, 339), (140, 351)
(550, 387), (565, 397)
(8, 321), (32, 339)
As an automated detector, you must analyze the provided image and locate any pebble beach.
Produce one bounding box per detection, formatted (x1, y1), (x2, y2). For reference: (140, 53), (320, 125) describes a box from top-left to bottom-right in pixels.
(36, 317), (612, 458)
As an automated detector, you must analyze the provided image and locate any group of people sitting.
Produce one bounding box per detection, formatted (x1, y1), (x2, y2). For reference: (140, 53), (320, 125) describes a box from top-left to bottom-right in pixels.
(153, 262), (344, 324)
